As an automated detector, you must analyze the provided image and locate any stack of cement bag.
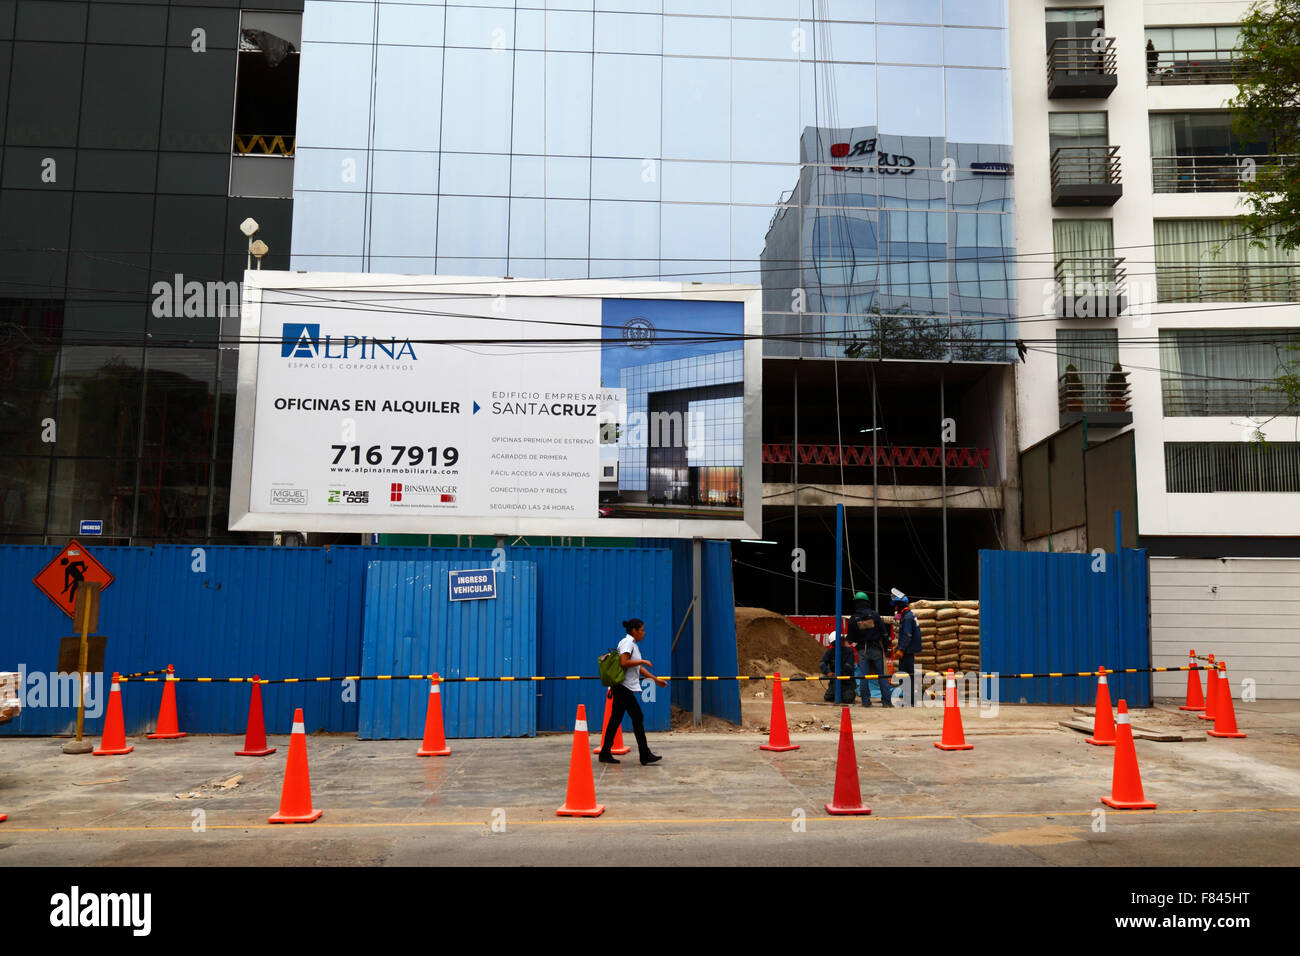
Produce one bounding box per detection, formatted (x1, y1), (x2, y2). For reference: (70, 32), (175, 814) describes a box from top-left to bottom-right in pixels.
(910, 599), (980, 675)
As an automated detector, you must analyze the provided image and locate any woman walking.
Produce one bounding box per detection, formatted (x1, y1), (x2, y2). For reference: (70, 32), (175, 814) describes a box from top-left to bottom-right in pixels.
(598, 618), (666, 765)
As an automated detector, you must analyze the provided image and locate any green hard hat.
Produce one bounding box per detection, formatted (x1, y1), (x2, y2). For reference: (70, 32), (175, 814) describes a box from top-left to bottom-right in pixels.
(853, 591), (869, 601)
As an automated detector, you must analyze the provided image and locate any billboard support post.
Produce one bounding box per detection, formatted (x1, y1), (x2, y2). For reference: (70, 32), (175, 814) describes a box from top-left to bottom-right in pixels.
(693, 537), (702, 727)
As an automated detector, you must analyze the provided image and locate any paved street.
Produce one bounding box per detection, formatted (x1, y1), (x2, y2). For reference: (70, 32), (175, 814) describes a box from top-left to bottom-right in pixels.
(1, 702), (1297, 866)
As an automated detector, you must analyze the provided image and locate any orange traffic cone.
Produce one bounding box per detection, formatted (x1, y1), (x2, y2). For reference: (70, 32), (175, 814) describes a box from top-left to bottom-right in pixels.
(1199, 654), (1220, 721)
(593, 688), (631, 756)
(1207, 662), (1246, 739)
(147, 665), (187, 739)
(935, 670), (974, 751)
(759, 672), (800, 752)
(824, 706), (871, 815)
(557, 704), (605, 817)
(1086, 666), (1116, 746)
(93, 673), (133, 756)
(417, 673), (451, 757)
(1178, 650), (1205, 712)
(1101, 700), (1156, 810)
(268, 708), (322, 824)
(236, 676), (276, 756)
(0, 813), (6, 823)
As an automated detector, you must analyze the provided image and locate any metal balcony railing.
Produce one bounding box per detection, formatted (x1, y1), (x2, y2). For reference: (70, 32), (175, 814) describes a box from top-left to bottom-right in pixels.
(1059, 370), (1131, 423)
(1152, 154), (1297, 193)
(1161, 383), (1296, 417)
(1147, 49), (1251, 85)
(1156, 263), (1300, 303)
(1047, 36), (1117, 97)
(1055, 257), (1127, 293)
(1051, 145), (1122, 206)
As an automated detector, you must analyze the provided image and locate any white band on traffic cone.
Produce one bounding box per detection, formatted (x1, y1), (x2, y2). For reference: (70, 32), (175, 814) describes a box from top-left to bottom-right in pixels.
(946, 678), (956, 688)
(431, 683), (440, 694)
(110, 684), (120, 694)
(575, 720), (587, 732)
(292, 721), (305, 735)
(1116, 714), (1130, 725)
(1099, 675), (1108, 685)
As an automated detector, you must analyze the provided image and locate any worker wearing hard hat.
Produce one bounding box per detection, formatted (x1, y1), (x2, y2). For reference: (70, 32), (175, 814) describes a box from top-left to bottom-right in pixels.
(848, 592), (891, 707)
(891, 588), (921, 706)
(819, 634), (856, 704)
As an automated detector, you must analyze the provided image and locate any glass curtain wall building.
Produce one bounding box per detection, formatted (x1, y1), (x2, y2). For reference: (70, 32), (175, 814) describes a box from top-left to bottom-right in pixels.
(0, 0), (302, 546)
(290, 0), (1016, 359)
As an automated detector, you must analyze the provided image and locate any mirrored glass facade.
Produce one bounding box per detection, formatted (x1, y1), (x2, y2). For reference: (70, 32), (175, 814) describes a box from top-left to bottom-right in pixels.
(290, 0), (1016, 360)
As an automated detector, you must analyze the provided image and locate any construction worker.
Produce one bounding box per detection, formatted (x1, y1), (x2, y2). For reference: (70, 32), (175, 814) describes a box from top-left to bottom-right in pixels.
(819, 635), (856, 704)
(848, 592), (891, 707)
(891, 588), (921, 706)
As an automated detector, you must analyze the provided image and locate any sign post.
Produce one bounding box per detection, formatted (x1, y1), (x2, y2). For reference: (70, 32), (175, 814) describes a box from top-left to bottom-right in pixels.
(61, 581), (101, 755)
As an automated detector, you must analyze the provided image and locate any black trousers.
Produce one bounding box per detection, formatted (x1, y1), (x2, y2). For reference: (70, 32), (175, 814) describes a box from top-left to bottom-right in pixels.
(898, 653), (917, 705)
(599, 685), (651, 758)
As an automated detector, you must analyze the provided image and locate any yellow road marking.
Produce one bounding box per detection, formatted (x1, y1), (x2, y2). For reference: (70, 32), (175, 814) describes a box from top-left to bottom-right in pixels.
(2, 807), (1295, 835)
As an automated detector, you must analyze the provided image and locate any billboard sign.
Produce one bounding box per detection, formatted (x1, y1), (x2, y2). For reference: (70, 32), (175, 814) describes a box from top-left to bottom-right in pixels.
(230, 273), (762, 539)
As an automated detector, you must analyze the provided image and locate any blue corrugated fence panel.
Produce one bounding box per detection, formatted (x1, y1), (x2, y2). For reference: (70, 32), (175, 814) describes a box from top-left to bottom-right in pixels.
(979, 549), (1150, 706)
(359, 560), (536, 738)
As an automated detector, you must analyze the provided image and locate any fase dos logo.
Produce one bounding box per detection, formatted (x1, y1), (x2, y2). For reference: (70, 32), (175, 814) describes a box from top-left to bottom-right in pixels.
(280, 323), (419, 361)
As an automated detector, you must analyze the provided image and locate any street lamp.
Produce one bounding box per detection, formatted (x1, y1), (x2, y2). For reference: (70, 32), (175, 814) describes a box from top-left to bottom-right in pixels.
(240, 217), (260, 270)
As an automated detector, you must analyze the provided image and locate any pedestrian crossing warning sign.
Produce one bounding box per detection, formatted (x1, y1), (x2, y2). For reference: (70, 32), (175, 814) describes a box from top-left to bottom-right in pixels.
(34, 540), (114, 620)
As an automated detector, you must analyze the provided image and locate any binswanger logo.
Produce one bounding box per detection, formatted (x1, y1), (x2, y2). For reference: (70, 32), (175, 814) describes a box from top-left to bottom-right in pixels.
(280, 323), (418, 361)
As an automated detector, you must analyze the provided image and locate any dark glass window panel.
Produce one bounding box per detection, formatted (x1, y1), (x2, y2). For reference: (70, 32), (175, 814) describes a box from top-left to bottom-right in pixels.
(65, 193), (156, 298)
(0, 42), (11, 134)
(0, 456), (51, 536)
(15, 0), (87, 42)
(232, 51), (298, 143)
(157, 151), (231, 195)
(0, 298), (62, 463)
(167, 6), (238, 51)
(135, 459), (213, 540)
(0, 1), (14, 41)
(79, 45), (165, 150)
(0, 190), (73, 300)
(53, 341), (145, 457)
(74, 148), (158, 192)
(47, 456), (138, 539)
(5, 41), (84, 146)
(160, 48), (238, 152)
(142, 350), (218, 462)
(223, 198), (292, 270)
(0, 146), (76, 189)
(87, 2), (166, 45)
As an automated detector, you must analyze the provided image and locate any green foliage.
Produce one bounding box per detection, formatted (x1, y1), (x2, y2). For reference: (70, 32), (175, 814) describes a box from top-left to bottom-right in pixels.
(1230, 0), (1300, 250)
(841, 303), (1005, 361)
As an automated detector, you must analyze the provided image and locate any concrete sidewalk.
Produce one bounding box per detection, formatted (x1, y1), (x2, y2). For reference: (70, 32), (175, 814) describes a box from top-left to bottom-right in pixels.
(0, 702), (1297, 866)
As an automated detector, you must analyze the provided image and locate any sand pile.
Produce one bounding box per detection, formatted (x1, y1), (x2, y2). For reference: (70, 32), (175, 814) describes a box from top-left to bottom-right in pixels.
(735, 607), (828, 703)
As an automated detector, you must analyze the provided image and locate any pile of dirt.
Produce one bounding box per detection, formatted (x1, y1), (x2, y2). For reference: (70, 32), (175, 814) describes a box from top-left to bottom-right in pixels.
(735, 607), (828, 703)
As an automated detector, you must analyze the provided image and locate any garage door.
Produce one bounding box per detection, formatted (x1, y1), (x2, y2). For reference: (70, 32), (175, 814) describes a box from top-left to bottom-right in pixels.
(1151, 557), (1300, 700)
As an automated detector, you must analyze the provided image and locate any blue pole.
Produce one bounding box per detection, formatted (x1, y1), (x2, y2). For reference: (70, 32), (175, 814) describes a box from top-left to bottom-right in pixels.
(834, 501), (844, 704)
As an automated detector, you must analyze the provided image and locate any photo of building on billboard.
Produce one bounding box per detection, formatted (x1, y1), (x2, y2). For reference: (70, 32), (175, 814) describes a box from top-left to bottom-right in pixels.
(229, 275), (762, 539)
(599, 298), (745, 520)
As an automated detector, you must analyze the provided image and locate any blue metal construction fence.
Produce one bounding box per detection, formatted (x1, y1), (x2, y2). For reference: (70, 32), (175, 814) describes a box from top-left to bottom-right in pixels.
(979, 548), (1151, 706)
(0, 542), (733, 737)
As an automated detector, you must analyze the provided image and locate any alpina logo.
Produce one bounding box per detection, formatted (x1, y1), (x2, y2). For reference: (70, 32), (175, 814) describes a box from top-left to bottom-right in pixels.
(280, 323), (418, 361)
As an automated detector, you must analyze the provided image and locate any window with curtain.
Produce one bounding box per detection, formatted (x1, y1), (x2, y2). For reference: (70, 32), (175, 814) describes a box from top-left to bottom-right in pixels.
(1053, 219), (1114, 287)
(1057, 328), (1118, 377)
(1154, 220), (1300, 302)
(1049, 112), (1109, 150)
(1159, 328), (1300, 415)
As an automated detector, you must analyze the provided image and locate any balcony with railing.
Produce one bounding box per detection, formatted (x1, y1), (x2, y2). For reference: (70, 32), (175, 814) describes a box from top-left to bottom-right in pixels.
(1162, 381), (1295, 417)
(1047, 37), (1117, 98)
(1147, 49), (1251, 86)
(1156, 263), (1300, 303)
(1051, 145), (1122, 206)
(1059, 370), (1132, 428)
(1152, 154), (1297, 193)
(1054, 257), (1127, 317)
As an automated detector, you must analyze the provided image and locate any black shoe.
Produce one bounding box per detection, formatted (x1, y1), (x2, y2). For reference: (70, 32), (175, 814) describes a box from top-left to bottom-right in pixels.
(882, 701), (895, 708)
(861, 700), (872, 708)
(640, 753), (663, 766)
(598, 754), (620, 764)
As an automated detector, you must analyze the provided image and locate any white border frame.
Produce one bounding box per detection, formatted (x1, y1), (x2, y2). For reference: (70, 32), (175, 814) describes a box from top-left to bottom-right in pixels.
(230, 272), (763, 540)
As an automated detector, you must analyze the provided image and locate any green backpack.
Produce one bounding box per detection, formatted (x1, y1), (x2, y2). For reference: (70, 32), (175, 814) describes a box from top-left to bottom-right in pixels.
(598, 648), (626, 687)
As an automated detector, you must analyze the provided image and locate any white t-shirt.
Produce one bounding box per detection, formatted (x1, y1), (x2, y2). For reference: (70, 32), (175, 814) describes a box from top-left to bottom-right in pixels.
(618, 634), (643, 692)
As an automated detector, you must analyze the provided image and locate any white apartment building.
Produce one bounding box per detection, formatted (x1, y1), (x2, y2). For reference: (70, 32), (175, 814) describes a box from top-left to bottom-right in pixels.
(1010, 1), (1300, 697)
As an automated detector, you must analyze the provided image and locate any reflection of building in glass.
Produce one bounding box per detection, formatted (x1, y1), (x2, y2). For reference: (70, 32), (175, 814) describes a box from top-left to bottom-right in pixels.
(762, 126), (1016, 361)
(618, 350), (743, 510)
